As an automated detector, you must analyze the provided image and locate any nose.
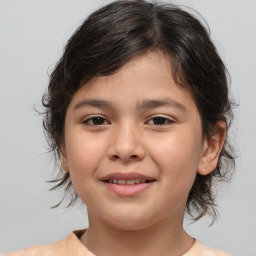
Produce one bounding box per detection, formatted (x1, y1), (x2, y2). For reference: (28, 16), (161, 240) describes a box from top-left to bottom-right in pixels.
(107, 121), (146, 162)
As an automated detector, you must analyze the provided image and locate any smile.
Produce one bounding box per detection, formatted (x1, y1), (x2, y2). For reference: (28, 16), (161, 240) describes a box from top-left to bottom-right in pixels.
(100, 172), (156, 196)
(106, 179), (151, 185)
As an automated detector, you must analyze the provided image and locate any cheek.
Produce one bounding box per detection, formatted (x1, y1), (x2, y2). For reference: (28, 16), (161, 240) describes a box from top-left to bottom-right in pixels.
(65, 133), (108, 205)
(149, 129), (202, 188)
(151, 129), (201, 164)
(65, 131), (107, 181)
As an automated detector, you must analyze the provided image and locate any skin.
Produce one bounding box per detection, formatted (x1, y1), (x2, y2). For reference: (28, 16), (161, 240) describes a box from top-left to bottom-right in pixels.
(61, 52), (225, 256)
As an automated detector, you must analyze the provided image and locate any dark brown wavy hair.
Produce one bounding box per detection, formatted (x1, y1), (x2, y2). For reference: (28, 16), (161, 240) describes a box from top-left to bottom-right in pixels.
(42, 0), (235, 222)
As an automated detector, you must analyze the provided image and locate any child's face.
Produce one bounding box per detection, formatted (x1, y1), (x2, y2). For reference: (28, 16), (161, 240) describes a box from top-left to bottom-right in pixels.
(61, 52), (210, 230)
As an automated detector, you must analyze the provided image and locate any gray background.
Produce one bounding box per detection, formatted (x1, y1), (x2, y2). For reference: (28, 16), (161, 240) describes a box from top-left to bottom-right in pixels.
(0, 0), (255, 255)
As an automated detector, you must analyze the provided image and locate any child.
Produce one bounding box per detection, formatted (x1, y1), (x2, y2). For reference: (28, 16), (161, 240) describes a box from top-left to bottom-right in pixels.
(5, 0), (235, 255)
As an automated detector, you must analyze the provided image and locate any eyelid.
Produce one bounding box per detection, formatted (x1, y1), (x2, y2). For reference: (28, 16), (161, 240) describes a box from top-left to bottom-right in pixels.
(82, 115), (111, 126)
(145, 115), (175, 125)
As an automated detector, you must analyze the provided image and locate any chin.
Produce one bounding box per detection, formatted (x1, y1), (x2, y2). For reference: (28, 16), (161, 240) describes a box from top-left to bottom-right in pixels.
(110, 221), (152, 231)
(103, 211), (159, 231)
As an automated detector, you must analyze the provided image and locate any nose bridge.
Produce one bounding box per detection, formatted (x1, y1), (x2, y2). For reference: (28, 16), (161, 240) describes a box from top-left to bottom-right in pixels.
(109, 119), (145, 161)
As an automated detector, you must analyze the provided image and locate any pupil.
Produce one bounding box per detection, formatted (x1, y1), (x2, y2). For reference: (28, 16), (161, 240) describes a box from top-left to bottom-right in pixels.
(153, 117), (166, 125)
(93, 117), (105, 125)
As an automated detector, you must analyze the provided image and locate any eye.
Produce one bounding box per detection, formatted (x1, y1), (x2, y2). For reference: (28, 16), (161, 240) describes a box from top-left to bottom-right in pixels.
(146, 116), (174, 126)
(83, 116), (110, 126)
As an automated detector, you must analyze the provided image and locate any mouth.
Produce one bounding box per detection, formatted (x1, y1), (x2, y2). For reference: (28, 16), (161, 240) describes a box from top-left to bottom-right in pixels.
(100, 172), (156, 196)
(100, 172), (156, 184)
(104, 179), (153, 185)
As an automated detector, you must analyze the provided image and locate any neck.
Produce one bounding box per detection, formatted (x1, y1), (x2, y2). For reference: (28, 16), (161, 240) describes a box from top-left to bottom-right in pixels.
(80, 212), (194, 256)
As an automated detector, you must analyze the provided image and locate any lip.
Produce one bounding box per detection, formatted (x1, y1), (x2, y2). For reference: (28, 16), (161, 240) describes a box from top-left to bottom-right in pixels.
(100, 172), (155, 181)
(100, 172), (156, 197)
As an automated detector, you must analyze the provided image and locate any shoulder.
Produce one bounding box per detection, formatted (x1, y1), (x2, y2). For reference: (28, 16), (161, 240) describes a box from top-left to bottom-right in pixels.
(201, 244), (231, 256)
(184, 240), (231, 256)
(3, 238), (67, 256)
(3, 230), (94, 256)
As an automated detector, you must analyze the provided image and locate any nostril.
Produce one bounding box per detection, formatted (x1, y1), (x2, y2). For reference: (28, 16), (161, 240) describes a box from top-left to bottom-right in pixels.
(111, 154), (138, 160)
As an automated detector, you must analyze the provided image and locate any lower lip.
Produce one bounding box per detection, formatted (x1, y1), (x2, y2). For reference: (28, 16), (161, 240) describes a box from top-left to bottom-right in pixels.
(103, 182), (154, 196)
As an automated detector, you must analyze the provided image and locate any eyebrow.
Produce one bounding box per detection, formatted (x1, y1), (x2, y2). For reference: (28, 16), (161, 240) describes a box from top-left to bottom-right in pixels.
(74, 98), (187, 112)
(136, 98), (187, 112)
(74, 99), (114, 111)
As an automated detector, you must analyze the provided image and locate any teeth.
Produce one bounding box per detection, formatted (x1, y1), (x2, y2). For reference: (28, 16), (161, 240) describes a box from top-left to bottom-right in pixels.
(119, 179), (126, 185)
(107, 179), (149, 185)
(127, 180), (135, 185)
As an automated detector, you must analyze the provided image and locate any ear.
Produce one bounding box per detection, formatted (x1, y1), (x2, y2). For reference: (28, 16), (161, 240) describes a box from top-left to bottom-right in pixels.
(60, 146), (69, 172)
(198, 122), (226, 175)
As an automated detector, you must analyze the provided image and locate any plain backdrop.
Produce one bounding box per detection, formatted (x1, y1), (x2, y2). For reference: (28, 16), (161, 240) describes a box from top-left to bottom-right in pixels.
(0, 0), (256, 255)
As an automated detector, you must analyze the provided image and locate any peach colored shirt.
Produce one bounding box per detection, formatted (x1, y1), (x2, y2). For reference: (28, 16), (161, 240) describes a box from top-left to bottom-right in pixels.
(4, 230), (231, 256)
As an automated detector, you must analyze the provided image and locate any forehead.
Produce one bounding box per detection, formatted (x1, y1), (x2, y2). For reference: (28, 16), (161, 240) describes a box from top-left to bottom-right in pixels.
(69, 52), (197, 114)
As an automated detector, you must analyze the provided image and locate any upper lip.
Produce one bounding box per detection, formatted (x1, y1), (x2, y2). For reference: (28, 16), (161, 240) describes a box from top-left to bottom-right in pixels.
(100, 172), (155, 181)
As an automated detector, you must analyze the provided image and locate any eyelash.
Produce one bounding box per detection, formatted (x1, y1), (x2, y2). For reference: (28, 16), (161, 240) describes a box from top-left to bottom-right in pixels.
(82, 116), (110, 126)
(146, 116), (174, 126)
(82, 115), (174, 126)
